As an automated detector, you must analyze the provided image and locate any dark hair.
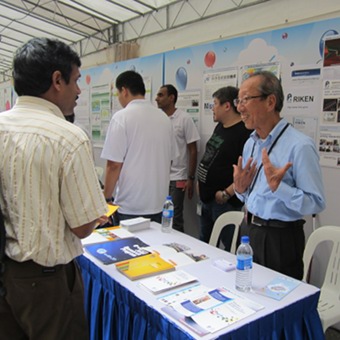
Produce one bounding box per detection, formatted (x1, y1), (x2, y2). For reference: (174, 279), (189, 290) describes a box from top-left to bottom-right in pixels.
(161, 84), (178, 104)
(249, 70), (284, 112)
(13, 37), (81, 97)
(115, 70), (146, 96)
(212, 86), (239, 113)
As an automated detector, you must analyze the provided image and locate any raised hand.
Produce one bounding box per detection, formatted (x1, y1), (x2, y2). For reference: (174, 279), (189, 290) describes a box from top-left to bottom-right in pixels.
(233, 156), (257, 194)
(262, 148), (292, 192)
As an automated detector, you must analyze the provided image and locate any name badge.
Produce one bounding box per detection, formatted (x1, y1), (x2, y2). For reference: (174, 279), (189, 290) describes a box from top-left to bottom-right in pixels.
(196, 201), (202, 216)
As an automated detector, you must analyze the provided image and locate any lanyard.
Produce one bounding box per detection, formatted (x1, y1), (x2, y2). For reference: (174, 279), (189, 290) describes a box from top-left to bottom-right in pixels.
(248, 122), (290, 195)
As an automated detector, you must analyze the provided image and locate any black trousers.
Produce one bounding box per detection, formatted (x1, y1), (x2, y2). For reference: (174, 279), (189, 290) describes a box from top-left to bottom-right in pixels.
(0, 257), (89, 340)
(239, 218), (305, 280)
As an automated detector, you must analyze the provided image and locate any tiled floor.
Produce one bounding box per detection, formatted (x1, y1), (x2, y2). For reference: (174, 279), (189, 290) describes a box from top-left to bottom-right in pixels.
(326, 328), (340, 340)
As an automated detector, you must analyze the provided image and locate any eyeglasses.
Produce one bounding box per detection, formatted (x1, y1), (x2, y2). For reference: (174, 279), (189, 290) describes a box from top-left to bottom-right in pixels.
(233, 95), (267, 106)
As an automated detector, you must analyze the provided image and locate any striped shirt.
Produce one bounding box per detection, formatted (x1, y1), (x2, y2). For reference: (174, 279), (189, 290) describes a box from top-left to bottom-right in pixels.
(0, 96), (107, 266)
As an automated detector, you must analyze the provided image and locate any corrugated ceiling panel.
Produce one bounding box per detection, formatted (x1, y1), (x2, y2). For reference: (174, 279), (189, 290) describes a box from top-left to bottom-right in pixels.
(0, 0), (270, 77)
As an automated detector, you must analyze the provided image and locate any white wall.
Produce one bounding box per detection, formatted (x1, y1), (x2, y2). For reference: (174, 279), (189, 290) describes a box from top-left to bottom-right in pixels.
(82, 0), (340, 69)
(88, 0), (340, 293)
(123, 0), (339, 238)
(136, 0), (340, 59)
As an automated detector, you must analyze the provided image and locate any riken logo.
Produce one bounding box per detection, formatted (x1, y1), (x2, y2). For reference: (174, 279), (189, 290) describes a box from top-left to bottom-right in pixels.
(286, 93), (314, 103)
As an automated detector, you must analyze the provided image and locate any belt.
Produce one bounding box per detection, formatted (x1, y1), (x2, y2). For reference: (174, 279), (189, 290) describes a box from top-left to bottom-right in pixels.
(4, 256), (71, 274)
(248, 212), (305, 229)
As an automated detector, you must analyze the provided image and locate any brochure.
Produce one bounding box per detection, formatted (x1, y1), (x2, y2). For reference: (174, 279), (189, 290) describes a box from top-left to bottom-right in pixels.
(160, 285), (263, 335)
(139, 270), (198, 294)
(255, 276), (301, 301)
(94, 203), (119, 227)
(82, 226), (135, 245)
(144, 242), (208, 267)
(84, 237), (150, 265)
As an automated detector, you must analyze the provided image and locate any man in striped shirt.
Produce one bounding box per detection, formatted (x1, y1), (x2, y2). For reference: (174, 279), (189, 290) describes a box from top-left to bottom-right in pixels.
(0, 38), (108, 340)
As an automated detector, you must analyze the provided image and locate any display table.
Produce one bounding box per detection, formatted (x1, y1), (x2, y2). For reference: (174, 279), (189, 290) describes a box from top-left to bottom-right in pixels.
(78, 222), (324, 340)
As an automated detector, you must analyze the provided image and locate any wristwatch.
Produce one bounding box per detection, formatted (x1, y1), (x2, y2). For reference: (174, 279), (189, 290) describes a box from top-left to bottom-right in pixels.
(188, 175), (195, 180)
(105, 197), (113, 203)
(221, 190), (231, 201)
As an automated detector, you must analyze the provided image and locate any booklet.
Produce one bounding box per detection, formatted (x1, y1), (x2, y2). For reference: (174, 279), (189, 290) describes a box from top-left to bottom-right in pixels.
(84, 237), (150, 265)
(115, 253), (175, 281)
(139, 270), (198, 294)
(255, 276), (301, 301)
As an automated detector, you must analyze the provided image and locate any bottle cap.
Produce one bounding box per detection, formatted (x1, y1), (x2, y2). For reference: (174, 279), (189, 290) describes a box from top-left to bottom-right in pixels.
(166, 195), (172, 200)
(241, 236), (250, 243)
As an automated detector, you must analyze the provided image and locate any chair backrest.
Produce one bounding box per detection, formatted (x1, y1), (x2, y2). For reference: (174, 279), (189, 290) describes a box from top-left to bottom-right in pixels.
(209, 211), (244, 254)
(303, 226), (340, 287)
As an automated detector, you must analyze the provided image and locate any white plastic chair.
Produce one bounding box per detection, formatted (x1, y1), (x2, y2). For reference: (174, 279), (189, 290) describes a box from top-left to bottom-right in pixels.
(303, 225), (340, 333)
(209, 211), (244, 254)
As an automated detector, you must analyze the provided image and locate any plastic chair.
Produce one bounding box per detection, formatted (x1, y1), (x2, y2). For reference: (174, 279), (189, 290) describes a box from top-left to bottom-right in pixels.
(209, 211), (244, 254)
(303, 225), (340, 333)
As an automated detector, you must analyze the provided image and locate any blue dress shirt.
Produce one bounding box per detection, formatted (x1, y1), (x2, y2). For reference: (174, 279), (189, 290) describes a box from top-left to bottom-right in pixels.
(236, 119), (326, 221)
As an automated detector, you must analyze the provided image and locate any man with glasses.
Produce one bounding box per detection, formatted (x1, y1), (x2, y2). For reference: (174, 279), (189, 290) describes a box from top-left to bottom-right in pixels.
(233, 71), (325, 280)
(197, 86), (251, 248)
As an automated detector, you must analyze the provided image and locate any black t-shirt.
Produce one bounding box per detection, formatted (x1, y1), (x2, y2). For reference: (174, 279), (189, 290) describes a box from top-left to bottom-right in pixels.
(197, 121), (251, 206)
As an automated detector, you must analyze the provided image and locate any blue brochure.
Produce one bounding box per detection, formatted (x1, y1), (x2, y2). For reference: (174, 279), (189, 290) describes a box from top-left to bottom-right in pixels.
(256, 276), (301, 301)
(84, 237), (150, 265)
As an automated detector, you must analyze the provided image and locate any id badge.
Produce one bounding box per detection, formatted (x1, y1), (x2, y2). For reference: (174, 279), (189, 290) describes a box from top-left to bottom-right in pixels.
(196, 201), (202, 216)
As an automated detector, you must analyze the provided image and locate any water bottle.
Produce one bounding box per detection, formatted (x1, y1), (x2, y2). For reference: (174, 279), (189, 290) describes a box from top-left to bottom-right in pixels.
(235, 236), (253, 292)
(161, 196), (174, 233)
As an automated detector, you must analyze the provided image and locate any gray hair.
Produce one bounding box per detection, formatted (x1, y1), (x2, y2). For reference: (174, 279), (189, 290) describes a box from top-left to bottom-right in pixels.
(249, 70), (284, 112)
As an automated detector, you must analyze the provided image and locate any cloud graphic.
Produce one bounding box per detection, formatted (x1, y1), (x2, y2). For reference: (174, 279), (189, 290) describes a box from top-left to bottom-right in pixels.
(238, 39), (279, 65)
(98, 68), (114, 85)
(237, 38), (291, 83)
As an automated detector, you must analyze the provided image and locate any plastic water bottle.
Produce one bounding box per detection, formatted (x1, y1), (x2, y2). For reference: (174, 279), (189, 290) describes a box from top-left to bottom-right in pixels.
(161, 196), (174, 233)
(235, 236), (253, 292)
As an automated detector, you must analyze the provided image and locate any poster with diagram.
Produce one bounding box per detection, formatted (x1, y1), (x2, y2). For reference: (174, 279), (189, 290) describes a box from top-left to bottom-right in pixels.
(318, 79), (340, 167)
(77, 54), (164, 146)
(201, 67), (237, 135)
(177, 90), (201, 132)
(91, 84), (111, 144)
(319, 35), (340, 168)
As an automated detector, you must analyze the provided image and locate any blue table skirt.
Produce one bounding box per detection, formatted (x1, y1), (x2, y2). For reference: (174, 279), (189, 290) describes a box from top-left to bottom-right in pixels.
(77, 255), (324, 340)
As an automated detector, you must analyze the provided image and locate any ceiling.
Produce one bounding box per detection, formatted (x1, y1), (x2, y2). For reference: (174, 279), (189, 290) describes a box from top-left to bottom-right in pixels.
(0, 0), (270, 79)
